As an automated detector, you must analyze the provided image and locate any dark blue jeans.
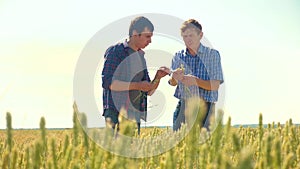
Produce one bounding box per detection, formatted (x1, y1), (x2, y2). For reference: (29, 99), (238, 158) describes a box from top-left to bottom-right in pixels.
(173, 99), (215, 131)
(103, 108), (141, 135)
(173, 100), (185, 131)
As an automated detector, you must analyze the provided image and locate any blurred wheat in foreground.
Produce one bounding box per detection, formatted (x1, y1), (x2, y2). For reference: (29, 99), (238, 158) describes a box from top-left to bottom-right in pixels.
(1, 101), (300, 169)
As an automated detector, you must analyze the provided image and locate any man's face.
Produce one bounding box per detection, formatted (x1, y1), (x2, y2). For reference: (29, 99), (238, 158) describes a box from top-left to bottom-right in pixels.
(181, 28), (202, 51)
(136, 27), (153, 49)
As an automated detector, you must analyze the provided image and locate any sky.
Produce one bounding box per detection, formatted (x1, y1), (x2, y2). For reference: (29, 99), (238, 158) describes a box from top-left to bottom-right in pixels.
(0, 0), (300, 129)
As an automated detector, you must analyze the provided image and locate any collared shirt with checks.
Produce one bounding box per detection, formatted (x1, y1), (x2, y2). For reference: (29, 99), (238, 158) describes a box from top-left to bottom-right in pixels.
(171, 44), (224, 102)
(101, 41), (151, 115)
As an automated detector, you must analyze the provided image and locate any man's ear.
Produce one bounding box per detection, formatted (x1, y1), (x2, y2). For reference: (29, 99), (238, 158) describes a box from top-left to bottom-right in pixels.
(200, 31), (203, 39)
(131, 30), (139, 36)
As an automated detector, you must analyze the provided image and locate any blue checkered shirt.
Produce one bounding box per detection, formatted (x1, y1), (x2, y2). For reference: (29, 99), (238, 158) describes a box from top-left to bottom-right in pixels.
(101, 41), (151, 114)
(171, 44), (224, 102)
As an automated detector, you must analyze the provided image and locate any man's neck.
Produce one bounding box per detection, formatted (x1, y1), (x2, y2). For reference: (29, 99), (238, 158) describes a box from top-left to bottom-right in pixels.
(187, 43), (201, 56)
(127, 39), (139, 51)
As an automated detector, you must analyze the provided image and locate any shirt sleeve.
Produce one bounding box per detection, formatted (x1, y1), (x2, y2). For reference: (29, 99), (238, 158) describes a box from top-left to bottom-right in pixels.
(171, 52), (181, 71)
(101, 46), (121, 89)
(141, 57), (151, 82)
(209, 49), (224, 83)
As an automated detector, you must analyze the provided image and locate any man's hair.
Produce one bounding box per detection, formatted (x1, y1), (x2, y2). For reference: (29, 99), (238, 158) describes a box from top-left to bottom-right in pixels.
(180, 19), (202, 34)
(129, 16), (154, 36)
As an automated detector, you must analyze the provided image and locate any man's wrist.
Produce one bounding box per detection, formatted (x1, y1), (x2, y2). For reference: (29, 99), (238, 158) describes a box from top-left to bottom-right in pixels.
(192, 76), (198, 86)
(152, 78), (160, 84)
(154, 74), (162, 80)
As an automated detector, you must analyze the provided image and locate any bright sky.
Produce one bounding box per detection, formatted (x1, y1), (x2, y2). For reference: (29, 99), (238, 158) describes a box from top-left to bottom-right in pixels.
(1, 0), (300, 129)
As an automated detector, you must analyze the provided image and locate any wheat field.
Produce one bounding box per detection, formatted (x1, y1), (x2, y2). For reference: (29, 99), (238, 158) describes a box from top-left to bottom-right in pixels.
(1, 102), (300, 169)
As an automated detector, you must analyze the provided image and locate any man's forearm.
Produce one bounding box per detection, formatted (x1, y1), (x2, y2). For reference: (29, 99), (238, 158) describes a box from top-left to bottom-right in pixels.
(195, 78), (220, 91)
(147, 78), (161, 96)
(110, 80), (139, 91)
(152, 78), (160, 89)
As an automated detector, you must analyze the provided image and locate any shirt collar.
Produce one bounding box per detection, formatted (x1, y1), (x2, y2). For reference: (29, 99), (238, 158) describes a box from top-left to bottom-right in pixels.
(185, 43), (204, 57)
(123, 39), (145, 55)
(123, 40), (129, 48)
(198, 43), (205, 54)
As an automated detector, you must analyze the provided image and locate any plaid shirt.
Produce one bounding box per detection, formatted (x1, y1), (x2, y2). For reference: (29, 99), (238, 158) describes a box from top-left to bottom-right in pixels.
(171, 44), (224, 102)
(101, 41), (151, 115)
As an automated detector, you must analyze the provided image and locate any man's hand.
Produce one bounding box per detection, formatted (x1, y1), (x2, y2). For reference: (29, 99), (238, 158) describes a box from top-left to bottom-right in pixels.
(181, 74), (197, 86)
(155, 66), (170, 79)
(172, 69), (184, 81)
